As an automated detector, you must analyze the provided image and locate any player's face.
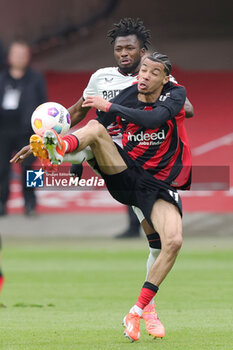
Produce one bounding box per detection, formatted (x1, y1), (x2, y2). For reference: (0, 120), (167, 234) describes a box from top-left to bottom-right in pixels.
(8, 43), (31, 70)
(114, 35), (145, 74)
(138, 58), (169, 95)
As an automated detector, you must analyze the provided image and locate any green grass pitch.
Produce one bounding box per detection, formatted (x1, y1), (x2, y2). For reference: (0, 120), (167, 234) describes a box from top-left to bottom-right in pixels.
(0, 236), (232, 350)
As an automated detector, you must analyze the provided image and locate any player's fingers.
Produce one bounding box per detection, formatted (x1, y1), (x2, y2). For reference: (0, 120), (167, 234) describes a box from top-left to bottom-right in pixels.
(10, 147), (32, 163)
(83, 96), (92, 103)
(20, 149), (33, 161)
(10, 153), (22, 163)
(82, 100), (94, 108)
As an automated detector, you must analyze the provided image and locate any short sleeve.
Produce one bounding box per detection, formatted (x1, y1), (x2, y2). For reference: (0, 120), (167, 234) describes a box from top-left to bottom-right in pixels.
(83, 71), (99, 99)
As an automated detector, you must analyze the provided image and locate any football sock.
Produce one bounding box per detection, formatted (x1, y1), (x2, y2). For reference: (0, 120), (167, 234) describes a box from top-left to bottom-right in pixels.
(146, 247), (161, 278)
(146, 233), (161, 305)
(136, 281), (159, 310)
(64, 147), (93, 164)
(63, 135), (79, 153)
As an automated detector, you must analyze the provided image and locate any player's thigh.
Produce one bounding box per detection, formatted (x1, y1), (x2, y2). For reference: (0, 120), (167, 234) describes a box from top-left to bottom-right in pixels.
(150, 199), (182, 246)
(91, 134), (127, 175)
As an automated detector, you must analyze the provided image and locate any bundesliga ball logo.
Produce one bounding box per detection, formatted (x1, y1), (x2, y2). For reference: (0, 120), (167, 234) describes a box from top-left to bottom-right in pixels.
(31, 102), (71, 137)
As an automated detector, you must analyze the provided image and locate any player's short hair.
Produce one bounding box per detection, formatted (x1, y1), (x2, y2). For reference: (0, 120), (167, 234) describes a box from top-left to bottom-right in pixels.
(147, 52), (172, 75)
(107, 18), (151, 49)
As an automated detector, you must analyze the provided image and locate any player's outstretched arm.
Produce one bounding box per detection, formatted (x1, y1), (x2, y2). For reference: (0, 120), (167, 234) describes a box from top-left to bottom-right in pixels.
(10, 145), (32, 163)
(68, 97), (91, 127)
(82, 89), (186, 129)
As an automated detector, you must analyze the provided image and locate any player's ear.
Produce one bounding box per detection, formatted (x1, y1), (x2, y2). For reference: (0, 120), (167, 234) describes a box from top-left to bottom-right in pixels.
(140, 47), (146, 58)
(163, 75), (169, 85)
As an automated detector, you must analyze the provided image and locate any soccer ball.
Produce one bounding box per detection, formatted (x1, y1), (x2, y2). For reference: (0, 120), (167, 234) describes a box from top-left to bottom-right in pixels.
(31, 102), (71, 137)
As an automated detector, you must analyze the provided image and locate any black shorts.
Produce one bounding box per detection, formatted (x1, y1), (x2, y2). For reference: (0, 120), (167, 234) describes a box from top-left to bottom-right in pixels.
(100, 144), (183, 227)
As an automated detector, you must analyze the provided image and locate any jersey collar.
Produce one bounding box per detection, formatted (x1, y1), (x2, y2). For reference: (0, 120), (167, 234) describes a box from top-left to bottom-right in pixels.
(118, 67), (138, 77)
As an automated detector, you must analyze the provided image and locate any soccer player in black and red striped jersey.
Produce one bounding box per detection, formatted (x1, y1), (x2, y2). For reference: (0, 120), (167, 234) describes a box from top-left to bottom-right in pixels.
(32, 51), (191, 342)
(95, 54), (191, 190)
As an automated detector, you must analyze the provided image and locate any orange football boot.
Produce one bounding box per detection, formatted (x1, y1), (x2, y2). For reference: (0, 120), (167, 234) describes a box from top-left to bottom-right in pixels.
(123, 312), (141, 342)
(142, 304), (165, 338)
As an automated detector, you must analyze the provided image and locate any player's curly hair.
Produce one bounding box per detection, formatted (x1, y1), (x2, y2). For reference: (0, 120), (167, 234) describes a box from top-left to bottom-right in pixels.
(147, 52), (172, 75)
(107, 18), (151, 49)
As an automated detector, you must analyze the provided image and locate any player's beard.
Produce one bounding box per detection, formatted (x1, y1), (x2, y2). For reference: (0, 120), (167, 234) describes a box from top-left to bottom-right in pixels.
(118, 59), (141, 75)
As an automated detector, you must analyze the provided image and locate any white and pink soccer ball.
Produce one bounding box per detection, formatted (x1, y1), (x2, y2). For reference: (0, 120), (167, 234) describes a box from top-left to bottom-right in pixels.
(31, 102), (71, 137)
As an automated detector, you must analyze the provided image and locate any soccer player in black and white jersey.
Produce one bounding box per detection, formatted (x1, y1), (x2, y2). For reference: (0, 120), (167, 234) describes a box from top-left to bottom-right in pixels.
(11, 19), (193, 339)
(31, 51), (191, 342)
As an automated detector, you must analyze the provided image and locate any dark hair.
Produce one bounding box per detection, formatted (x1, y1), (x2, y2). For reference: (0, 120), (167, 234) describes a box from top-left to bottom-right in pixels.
(147, 52), (172, 75)
(107, 18), (151, 49)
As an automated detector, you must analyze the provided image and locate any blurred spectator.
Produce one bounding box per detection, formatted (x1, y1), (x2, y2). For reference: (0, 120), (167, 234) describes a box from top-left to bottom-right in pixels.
(0, 40), (47, 216)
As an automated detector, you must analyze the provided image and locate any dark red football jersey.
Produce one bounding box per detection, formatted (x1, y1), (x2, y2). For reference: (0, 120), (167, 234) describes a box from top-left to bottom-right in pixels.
(98, 82), (192, 189)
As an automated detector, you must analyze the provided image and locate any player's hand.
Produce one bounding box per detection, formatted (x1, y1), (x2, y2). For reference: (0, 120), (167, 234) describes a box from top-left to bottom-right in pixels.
(82, 96), (110, 112)
(10, 144), (32, 163)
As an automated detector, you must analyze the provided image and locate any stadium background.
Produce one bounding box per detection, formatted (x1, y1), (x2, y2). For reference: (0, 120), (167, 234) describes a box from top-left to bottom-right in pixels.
(1, 1), (232, 349)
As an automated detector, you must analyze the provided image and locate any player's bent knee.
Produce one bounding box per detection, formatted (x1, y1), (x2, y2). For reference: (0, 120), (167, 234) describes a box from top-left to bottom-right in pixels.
(87, 120), (105, 136)
(86, 119), (98, 132)
(164, 234), (182, 255)
(85, 120), (107, 144)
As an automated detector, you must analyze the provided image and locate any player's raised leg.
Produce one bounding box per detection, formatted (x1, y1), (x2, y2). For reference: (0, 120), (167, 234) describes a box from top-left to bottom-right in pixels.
(41, 120), (128, 175)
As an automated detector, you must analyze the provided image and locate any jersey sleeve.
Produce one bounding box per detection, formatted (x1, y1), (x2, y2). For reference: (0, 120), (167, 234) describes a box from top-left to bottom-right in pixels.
(83, 71), (99, 99)
(108, 85), (186, 129)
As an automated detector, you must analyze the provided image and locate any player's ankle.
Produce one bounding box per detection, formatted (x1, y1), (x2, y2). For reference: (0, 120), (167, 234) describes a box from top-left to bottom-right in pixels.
(63, 134), (79, 153)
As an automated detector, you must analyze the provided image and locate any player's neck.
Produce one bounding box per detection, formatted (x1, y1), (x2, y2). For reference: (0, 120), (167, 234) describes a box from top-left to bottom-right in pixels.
(138, 88), (163, 103)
